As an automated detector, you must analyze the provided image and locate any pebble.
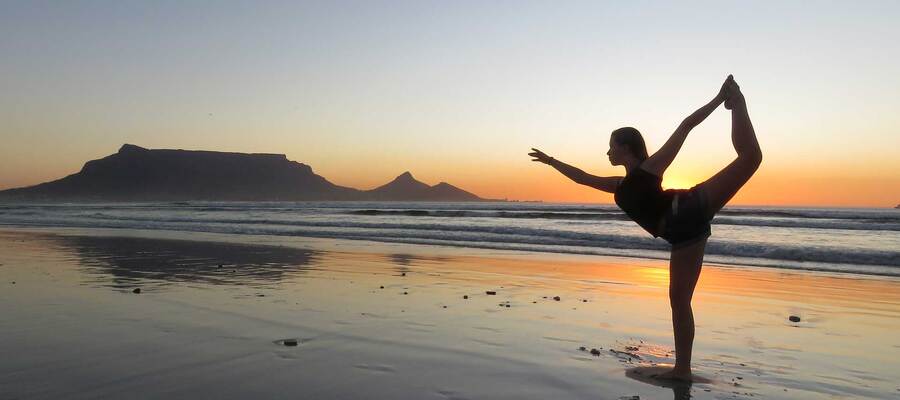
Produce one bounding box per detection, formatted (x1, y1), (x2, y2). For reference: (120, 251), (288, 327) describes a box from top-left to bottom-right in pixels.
(486, 291), (496, 295)
(401, 272), (406, 276)
(403, 292), (408, 295)
(132, 288), (141, 294)
(590, 348), (601, 356)
(283, 338), (298, 347)
(218, 264), (223, 268)
(553, 296), (561, 301)
(380, 286), (384, 289)
(789, 315), (801, 322)
(579, 346), (587, 351)
(463, 295), (468, 299)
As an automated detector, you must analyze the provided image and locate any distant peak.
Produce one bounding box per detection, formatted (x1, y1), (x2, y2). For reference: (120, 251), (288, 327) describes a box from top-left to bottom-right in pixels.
(396, 171), (415, 181)
(118, 144), (147, 154)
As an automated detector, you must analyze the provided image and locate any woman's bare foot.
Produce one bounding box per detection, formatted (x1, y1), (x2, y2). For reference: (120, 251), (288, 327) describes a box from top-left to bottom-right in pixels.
(724, 79), (745, 110)
(653, 367), (693, 382)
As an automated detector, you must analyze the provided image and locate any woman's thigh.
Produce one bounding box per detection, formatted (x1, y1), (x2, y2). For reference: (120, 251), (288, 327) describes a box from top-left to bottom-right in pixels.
(669, 238), (707, 302)
(698, 157), (760, 218)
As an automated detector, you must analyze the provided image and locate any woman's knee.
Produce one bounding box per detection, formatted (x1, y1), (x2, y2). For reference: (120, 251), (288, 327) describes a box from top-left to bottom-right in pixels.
(669, 291), (693, 311)
(740, 148), (762, 168)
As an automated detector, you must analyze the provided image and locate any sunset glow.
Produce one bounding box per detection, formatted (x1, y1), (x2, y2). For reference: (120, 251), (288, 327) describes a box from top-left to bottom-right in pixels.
(2, 2), (898, 207)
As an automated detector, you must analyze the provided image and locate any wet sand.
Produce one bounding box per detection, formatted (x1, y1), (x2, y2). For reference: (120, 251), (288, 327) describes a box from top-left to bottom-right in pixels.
(1, 227), (899, 399)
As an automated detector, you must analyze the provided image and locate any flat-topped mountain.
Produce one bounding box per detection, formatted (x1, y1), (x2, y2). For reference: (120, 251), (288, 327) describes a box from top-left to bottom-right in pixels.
(0, 144), (490, 202)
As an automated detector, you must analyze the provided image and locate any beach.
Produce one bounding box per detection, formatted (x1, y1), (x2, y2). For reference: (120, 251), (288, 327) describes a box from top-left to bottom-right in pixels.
(2, 227), (899, 399)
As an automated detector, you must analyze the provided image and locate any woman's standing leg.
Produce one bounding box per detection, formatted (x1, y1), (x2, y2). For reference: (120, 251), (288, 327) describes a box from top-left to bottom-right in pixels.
(658, 237), (708, 380)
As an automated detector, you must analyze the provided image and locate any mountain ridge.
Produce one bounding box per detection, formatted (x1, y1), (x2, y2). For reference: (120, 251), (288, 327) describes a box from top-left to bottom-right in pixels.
(0, 144), (494, 202)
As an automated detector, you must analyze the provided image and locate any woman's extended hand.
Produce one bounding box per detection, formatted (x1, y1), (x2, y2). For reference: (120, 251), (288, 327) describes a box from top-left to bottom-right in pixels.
(723, 75), (745, 110)
(717, 74), (734, 104)
(529, 148), (553, 165)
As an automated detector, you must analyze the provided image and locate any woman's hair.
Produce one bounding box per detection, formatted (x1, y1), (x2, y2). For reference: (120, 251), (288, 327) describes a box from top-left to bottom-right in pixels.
(611, 127), (649, 161)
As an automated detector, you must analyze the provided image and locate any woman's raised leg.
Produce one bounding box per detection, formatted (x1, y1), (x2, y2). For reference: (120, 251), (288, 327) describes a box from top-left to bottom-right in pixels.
(699, 81), (762, 217)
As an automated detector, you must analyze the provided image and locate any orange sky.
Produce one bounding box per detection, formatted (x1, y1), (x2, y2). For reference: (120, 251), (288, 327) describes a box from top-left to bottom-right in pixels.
(1, 2), (899, 208)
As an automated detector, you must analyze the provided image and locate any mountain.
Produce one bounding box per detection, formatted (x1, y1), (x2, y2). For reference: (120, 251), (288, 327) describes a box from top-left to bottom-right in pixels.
(365, 172), (481, 201)
(0, 144), (491, 202)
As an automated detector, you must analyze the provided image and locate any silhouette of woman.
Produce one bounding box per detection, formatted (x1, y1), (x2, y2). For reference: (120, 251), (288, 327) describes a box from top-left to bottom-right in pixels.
(529, 75), (761, 382)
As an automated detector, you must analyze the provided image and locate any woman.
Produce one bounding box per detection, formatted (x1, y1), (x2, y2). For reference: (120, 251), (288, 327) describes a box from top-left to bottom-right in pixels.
(528, 75), (761, 381)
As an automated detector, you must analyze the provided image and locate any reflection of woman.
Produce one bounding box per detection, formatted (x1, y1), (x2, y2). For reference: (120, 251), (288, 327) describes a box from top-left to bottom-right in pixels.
(529, 75), (761, 381)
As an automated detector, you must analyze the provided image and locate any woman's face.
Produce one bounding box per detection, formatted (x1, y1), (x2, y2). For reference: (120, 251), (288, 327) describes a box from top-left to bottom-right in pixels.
(607, 137), (629, 166)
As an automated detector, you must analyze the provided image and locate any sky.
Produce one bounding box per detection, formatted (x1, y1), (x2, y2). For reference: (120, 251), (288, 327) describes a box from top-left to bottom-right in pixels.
(2, 0), (899, 207)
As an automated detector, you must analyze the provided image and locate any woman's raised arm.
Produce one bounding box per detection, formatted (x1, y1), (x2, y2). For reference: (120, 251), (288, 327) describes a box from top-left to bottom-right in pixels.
(642, 75), (732, 177)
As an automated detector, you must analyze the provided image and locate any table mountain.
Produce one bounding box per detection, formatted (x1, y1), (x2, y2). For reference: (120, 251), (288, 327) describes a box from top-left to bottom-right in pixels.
(0, 144), (490, 202)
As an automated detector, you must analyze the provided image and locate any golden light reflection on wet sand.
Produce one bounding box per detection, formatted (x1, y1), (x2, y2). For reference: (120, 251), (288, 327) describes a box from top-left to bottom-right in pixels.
(2, 228), (899, 399)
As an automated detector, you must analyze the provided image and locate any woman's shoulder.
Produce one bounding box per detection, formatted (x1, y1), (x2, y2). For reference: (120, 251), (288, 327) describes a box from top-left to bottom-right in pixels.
(630, 164), (663, 181)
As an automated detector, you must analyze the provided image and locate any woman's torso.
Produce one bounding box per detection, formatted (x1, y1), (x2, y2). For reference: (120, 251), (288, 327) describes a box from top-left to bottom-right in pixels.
(614, 166), (675, 237)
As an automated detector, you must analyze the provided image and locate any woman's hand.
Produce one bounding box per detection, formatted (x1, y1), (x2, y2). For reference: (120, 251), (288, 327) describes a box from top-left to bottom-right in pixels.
(723, 76), (745, 110)
(529, 148), (553, 165)
(717, 74), (734, 104)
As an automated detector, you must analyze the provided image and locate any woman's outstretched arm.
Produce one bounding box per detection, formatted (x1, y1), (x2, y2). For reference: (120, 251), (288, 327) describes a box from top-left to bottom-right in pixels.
(642, 75), (733, 177)
(529, 148), (622, 193)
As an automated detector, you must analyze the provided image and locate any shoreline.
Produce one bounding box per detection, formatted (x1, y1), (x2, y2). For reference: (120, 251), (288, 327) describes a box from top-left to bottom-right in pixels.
(3, 224), (899, 281)
(2, 227), (899, 399)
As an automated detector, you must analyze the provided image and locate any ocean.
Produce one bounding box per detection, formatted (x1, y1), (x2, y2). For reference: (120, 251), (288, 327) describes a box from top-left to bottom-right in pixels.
(1, 202), (898, 277)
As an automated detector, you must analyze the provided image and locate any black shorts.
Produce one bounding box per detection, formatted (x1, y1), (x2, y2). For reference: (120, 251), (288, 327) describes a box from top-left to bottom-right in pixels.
(660, 185), (713, 249)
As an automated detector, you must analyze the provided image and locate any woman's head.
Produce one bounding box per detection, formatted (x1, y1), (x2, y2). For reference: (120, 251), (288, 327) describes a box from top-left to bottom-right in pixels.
(607, 127), (648, 166)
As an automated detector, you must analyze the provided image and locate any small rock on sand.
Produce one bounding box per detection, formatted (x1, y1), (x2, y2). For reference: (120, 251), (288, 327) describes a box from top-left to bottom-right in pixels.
(553, 296), (561, 301)
(218, 264), (223, 268)
(283, 338), (298, 346)
(380, 286), (384, 289)
(789, 315), (801, 322)
(590, 348), (601, 356)
(579, 346), (587, 351)
(132, 288), (141, 294)
(401, 272), (406, 276)
(486, 291), (496, 295)
(463, 295), (468, 299)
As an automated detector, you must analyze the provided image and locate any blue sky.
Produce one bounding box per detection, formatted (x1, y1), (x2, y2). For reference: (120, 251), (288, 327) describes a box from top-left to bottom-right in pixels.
(2, 1), (899, 205)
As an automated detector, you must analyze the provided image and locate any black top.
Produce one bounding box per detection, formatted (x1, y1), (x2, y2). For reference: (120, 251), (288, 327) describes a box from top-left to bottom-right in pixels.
(614, 166), (675, 237)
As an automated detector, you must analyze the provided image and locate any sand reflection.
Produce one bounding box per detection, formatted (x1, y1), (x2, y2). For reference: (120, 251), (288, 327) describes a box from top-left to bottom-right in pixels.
(48, 235), (321, 289)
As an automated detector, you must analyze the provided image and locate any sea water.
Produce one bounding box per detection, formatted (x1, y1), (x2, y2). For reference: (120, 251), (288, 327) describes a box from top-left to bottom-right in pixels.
(1, 202), (897, 277)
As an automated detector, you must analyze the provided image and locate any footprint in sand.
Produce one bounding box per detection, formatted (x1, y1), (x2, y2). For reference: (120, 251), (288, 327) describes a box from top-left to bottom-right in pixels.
(436, 389), (471, 400)
(273, 337), (314, 347)
(471, 338), (505, 347)
(354, 364), (396, 373)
